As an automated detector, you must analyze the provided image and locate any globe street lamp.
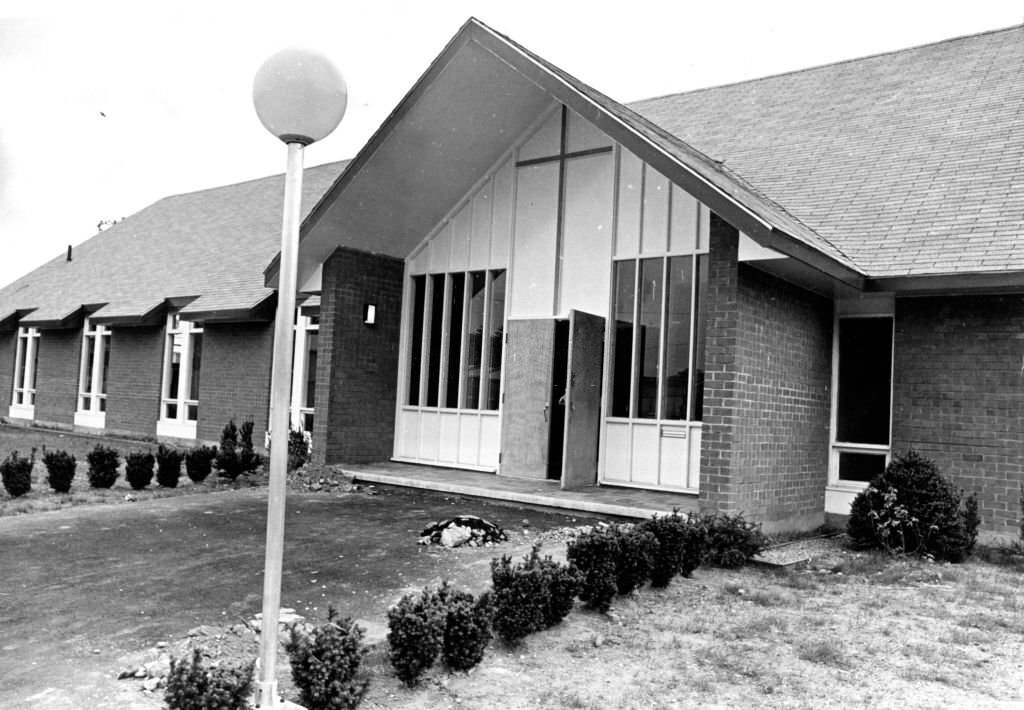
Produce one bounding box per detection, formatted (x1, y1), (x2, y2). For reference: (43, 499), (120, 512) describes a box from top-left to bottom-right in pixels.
(252, 48), (347, 709)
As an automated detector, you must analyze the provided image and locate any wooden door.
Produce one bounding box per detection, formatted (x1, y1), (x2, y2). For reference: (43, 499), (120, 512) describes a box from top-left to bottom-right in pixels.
(499, 319), (555, 478)
(561, 310), (605, 490)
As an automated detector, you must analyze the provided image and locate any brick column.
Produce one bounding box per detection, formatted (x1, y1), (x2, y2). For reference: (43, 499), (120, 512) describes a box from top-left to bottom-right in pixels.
(34, 328), (82, 427)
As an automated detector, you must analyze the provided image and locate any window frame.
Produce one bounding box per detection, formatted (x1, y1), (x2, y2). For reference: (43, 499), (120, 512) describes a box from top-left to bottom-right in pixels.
(10, 326), (40, 420)
(74, 318), (111, 428)
(289, 311), (319, 435)
(157, 313), (203, 439)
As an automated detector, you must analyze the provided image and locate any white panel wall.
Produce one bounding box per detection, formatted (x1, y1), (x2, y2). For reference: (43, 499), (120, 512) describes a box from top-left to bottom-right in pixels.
(559, 153), (614, 317)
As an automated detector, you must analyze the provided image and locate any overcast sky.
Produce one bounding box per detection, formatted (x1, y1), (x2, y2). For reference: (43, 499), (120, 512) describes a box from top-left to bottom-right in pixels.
(1, 1), (1021, 288)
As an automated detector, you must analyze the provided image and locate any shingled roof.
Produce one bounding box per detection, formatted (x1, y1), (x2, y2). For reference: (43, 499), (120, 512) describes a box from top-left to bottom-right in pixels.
(0, 161), (347, 328)
(630, 25), (1024, 279)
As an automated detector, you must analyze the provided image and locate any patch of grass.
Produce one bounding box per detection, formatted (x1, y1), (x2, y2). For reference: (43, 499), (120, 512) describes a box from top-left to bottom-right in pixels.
(796, 639), (845, 667)
(701, 645), (766, 680)
(768, 568), (820, 591)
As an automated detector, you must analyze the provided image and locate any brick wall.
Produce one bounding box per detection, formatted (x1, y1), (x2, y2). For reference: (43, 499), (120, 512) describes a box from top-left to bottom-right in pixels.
(34, 328), (81, 427)
(699, 215), (833, 530)
(106, 325), (164, 438)
(0, 332), (15, 411)
(197, 321), (274, 446)
(313, 248), (404, 465)
(892, 295), (1024, 537)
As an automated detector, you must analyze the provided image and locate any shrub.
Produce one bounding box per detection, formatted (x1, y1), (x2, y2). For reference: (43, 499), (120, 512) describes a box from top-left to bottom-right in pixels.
(86, 444), (119, 489)
(702, 512), (766, 568)
(155, 445), (184, 488)
(42, 449), (76, 494)
(639, 511), (706, 586)
(216, 419), (263, 480)
(847, 450), (980, 562)
(566, 527), (619, 612)
(125, 451), (155, 490)
(1, 450), (35, 498)
(490, 546), (579, 645)
(285, 606), (368, 710)
(289, 428), (312, 471)
(387, 589), (444, 686)
(185, 445), (217, 483)
(612, 525), (659, 595)
(436, 583), (492, 672)
(164, 648), (254, 710)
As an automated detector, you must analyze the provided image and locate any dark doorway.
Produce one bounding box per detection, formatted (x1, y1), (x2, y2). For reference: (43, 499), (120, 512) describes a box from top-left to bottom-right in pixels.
(547, 319), (570, 479)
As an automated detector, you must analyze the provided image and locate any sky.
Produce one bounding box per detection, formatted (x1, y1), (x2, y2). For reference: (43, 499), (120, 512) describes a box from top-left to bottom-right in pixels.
(1, 1), (1022, 289)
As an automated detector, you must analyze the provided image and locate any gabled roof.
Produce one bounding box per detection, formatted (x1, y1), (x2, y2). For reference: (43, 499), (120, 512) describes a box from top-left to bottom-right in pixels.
(630, 25), (1024, 280)
(0, 161), (347, 329)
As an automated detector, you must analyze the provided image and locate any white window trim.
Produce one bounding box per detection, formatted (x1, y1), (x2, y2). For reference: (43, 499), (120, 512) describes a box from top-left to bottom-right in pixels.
(157, 313), (202, 440)
(289, 311), (318, 434)
(9, 326), (40, 420)
(74, 318), (110, 429)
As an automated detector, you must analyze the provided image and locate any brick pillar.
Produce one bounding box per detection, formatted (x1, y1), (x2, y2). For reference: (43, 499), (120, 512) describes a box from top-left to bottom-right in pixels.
(313, 248), (404, 465)
(34, 328), (82, 427)
(0, 332), (13, 411)
(197, 321), (274, 446)
(106, 324), (164, 438)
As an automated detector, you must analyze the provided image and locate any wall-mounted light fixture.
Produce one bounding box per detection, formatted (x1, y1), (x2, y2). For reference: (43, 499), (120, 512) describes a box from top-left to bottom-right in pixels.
(363, 303), (376, 326)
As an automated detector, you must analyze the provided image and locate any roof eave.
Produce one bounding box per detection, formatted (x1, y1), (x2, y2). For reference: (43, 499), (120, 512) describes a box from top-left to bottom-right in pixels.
(867, 270), (1024, 296)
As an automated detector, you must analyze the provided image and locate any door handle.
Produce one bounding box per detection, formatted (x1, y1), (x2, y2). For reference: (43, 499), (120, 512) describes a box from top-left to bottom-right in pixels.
(543, 403), (549, 422)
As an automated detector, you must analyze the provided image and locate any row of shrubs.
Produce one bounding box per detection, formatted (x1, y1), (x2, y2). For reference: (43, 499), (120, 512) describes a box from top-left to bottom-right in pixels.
(0, 419), (266, 498)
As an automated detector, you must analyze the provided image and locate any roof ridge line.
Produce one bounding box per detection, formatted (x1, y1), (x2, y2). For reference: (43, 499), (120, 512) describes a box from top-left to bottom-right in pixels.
(628, 23), (1023, 106)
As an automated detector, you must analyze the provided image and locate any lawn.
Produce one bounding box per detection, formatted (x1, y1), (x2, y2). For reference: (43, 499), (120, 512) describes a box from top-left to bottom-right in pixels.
(0, 424), (263, 517)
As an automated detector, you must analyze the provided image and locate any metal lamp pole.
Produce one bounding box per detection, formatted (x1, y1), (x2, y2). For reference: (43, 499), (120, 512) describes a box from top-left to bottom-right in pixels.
(252, 48), (347, 709)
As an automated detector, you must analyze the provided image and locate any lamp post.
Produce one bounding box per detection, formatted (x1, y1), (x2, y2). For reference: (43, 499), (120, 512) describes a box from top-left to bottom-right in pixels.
(252, 48), (347, 709)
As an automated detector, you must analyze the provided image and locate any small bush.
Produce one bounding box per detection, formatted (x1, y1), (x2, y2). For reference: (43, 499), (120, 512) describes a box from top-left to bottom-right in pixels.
(216, 419), (263, 480)
(285, 606), (368, 710)
(847, 450), (980, 562)
(490, 546), (579, 645)
(436, 583), (492, 672)
(1, 450), (35, 498)
(639, 511), (706, 586)
(289, 428), (312, 471)
(567, 527), (619, 612)
(702, 512), (766, 568)
(86, 444), (119, 489)
(612, 525), (659, 595)
(42, 449), (76, 494)
(164, 648), (254, 710)
(185, 445), (217, 483)
(387, 589), (444, 686)
(125, 451), (155, 490)
(155, 445), (184, 488)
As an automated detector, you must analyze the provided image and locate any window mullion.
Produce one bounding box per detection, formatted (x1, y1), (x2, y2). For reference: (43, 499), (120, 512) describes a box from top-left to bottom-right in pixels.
(178, 325), (193, 420)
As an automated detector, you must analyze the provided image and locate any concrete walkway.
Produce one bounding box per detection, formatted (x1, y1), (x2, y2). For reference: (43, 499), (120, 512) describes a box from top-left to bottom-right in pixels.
(344, 462), (699, 519)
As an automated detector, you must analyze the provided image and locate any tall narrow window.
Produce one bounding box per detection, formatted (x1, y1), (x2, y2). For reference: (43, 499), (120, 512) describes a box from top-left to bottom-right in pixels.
(636, 258), (663, 419)
(75, 319), (111, 427)
(609, 261), (636, 417)
(158, 314), (203, 438)
(290, 312), (319, 434)
(406, 269), (506, 412)
(10, 326), (40, 418)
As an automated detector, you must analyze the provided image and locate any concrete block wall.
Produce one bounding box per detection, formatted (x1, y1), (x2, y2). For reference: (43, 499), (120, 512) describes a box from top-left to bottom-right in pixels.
(197, 321), (274, 446)
(699, 214), (833, 530)
(105, 325), (164, 438)
(892, 295), (1024, 537)
(313, 247), (404, 465)
(34, 328), (82, 427)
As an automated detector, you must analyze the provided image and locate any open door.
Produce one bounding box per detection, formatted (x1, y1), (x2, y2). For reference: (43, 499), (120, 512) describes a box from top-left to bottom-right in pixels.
(561, 310), (605, 490)
(499, 319), (555, 478)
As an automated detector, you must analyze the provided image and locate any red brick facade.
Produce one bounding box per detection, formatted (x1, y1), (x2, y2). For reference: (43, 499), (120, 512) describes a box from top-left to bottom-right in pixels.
(196, 321), (274, 446)
(0, 332), (14, 411)
(313, 248), (404, 465)
(892, 295), (1024, 538)
(699, 215), (833, 530)
(105, 325), (164, 438)
(34, 328), (82, 427)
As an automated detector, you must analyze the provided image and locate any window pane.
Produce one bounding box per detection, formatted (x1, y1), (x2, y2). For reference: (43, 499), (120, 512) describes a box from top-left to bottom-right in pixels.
(81, 395), (91, 411)
(99, 396), (106, 413)
(636, 259), (663, 419)
(100, 334), (110, 395)
(30, 336), (39, 391)
(446, 274), (465, 408)
(408, 275), (425, 405)
(615, 150), (642, 258)
(690, 255), (709, 421)
(16, 336), (27, 390)
(610, 261), (636, 417)
(641, 166), (669, 254)
(426, 274), (445, 407)
(83, 335), (96, 395)
(462, 272), (486, 409)
(302, 412), (314, 433)
(485, 271), (506, 410)
(839, 452), (886, 482)
(168, 333), (182, 399)
(189, 333), (202, 400)
(661, 256), (693, 420)
(165, 402), (177, 419)
(836, 317), (893, 444)
(187, 404), (198, 421)
(305, 332), (317, 409)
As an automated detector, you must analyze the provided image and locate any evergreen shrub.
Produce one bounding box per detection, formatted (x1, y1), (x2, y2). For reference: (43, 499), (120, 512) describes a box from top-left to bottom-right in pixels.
(86, 444), (119, 489)
(216, 419), (262, 480)
(155, 445), (184, 488)
(701, 512), (766, 568)
(566, 527), (619, 612)
(42, 449), (76, 494)
(848, 450), (980, 562)
(125, 451), (155, 490)
(285, 606), (368, 709)
(436, 583), (492, 672)
(185, 445), (217, 483)
(612, 525), (659, 595)
(639, 511), (705, 586)
(387, 589), (444, 686)
(490, 546), (579, 645)
(1, 450), (34, 497)
(164, 648), (254, 710)
(288, 428), (311, 471)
